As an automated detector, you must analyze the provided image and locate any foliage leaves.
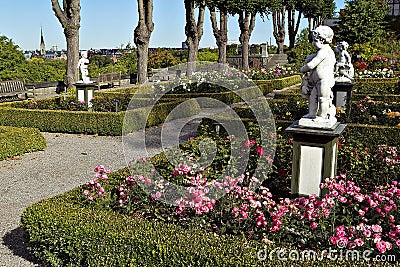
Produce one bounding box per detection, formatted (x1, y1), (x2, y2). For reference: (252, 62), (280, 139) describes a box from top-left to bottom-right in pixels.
(335, 0), (389, 44)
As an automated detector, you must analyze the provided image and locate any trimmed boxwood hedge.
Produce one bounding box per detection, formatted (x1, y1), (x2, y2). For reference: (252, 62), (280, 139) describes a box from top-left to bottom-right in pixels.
(0, 99), (200, 136)
(254, 75), (302, 94)
(0, 126), (46, 160)
(353, 78), (399, 94)
(21, 193), (264, 266)
(21, 169), (387, 267)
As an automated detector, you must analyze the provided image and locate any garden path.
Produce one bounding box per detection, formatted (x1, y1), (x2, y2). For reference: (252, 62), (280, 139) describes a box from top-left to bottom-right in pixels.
(0, 107), (225, 267)
(0, 82), (298, 266)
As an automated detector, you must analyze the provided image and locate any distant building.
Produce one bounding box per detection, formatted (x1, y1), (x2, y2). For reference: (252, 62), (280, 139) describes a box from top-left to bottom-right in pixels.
(387, 0), (400, 16)
(40, 27), (46, 56)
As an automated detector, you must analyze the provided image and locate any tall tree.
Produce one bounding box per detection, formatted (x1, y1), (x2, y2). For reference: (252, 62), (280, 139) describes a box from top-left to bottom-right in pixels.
(302, 0), (335, 32)
(206, 0), (229, 64)
(335, 0), (388, 44)
(272, 6), (286, 54)
(51, 0), (80, 90)
(134, 0), (154, 84)
(287, 0), (303, 49)
(228, 0), (268, 71)
(185, 0), (206, 75)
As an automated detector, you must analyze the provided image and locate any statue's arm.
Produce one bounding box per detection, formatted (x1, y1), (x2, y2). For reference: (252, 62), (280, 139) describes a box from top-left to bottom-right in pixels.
(301, 51), (324, 73)
(344, 51), (352, 63)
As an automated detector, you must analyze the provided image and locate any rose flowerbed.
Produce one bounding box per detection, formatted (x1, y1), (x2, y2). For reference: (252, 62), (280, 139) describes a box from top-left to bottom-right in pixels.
(21, 121), (400, 265)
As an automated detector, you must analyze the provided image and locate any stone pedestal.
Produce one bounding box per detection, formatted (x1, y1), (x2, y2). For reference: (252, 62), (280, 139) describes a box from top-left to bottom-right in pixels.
(75, 83), (95, 108)
(285, 122), (347, 197)
(332, 82), (355, 110)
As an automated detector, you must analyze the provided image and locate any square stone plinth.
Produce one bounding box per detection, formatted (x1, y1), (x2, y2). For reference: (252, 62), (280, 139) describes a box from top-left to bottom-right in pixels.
(286, 121), (347, 197)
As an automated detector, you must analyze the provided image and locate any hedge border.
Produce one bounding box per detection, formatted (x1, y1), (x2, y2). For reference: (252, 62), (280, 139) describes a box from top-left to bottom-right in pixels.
(0, 126), (46, 160)
(254, 75), (302, 94)
(0, 98), (200, 136)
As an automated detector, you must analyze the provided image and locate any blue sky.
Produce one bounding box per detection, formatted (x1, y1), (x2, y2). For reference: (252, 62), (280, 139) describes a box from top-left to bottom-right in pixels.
(0, 0), (345, 51)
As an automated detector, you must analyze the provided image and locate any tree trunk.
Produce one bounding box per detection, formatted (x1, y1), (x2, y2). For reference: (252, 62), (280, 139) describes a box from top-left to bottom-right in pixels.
(64, 27), (80, 88)
(134, 0), (154, 84)
(210, 7), (228, 64)
(272, 7), (286, 54)
(51, 0), (81, 90)
(238, 11), (256, 71)
(184, 0), (205, 76)
(287, 8), (301, 49)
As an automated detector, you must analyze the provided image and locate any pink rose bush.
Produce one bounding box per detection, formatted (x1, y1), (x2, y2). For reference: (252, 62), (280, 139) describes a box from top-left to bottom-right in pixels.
(82, 165), (111, 202)
(82, 137), (400, 256)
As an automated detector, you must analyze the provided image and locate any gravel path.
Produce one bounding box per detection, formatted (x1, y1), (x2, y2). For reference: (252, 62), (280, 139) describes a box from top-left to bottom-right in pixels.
(0, 108), (217, 267)
(0, 132), (132, 266)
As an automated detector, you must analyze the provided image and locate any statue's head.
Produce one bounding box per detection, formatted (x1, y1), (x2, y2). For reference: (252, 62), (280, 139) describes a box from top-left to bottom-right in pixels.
(80, 50), (88, 58)
(311, 26), (334, 44)
(338, 41), (349, 50)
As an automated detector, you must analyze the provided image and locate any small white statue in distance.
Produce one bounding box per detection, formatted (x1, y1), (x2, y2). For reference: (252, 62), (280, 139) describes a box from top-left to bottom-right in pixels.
(77, 50), (91, 83)
(299, 25), (337, 128)
(334, 41), (354, 82)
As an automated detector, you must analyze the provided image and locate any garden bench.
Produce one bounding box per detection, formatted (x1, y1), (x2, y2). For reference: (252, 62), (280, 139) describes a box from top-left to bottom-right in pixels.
(0, 80), (33, 102)
(97, 72), (121, 90)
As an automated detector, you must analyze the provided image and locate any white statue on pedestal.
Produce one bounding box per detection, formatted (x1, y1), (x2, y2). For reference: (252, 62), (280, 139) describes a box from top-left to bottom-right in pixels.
(299, 26), (337, 128)
(77, 50), (92, 83)
(334, 41), (354, 83)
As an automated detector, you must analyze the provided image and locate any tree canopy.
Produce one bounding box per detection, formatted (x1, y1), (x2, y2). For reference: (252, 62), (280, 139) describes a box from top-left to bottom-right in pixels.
(335, 0), (389, 44)
(0, 36), (26, 73)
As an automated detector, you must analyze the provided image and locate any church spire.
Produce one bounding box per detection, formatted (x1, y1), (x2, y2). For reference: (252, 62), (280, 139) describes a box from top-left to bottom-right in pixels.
(40, 27), (46, 56)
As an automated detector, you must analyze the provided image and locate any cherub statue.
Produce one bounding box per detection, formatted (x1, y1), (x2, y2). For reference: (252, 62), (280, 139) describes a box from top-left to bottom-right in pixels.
(77, 50), (91, 83)
(299, 26), (337, 126)
(334, 41), (354, 82)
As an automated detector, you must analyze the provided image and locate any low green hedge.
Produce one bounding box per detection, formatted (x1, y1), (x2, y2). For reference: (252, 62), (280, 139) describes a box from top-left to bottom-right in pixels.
(254, 75), (302, 94)
(21, 170), (389, 267)
(21, 193), (264, 266)
(0, 126), (46, 160)
(0, 99), (200, 136)
(353, 78), (399, 94)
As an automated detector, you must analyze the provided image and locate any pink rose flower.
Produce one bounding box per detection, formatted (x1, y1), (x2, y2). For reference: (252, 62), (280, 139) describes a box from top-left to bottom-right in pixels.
(311, 222), (318, 229)
(354, 238), (364, 247)
(372, 224), (382, 233)
(376, 240), (387, 253)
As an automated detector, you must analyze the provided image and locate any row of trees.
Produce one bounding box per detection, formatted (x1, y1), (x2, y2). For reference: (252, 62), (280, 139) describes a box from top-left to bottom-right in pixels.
(51, 0), (335, 88)
(2, 1), (394, 85)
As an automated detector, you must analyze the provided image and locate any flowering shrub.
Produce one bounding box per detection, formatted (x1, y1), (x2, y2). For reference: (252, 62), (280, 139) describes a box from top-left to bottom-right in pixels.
(245, 66), (298, 80)
(349, 96), (400, 126)
(84, 158), (400, 256)
(82, 165), (111, 202)
(82, 126), (400, 256)
(354, 55), (398, 78)
(15, 95), (135, 112)
(354, 68), (395, 79)
(321, 176), (400, 254)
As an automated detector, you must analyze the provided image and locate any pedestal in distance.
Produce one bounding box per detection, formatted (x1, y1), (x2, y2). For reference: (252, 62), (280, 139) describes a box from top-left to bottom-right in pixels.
(332, 82), (355, 110)
(75, 82), (95, 108)
(286, 122), (347, 197)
